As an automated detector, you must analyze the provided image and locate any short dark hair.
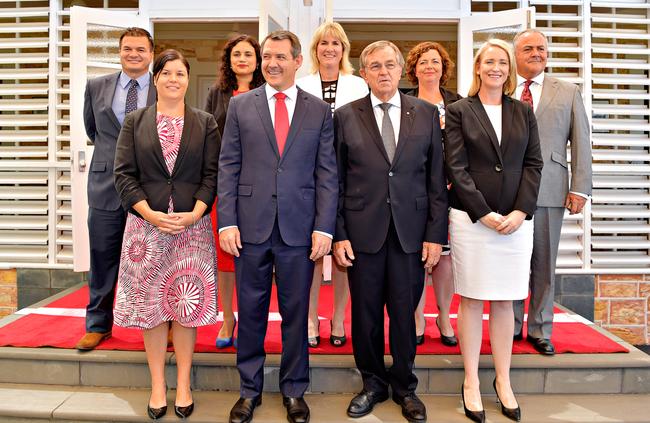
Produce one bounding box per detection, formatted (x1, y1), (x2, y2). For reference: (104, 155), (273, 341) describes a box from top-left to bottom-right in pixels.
(119, 27), (154, 51)
(153, 49), (190, 78)
(261, 30), (301, 59)
(219, 34), (265, 92)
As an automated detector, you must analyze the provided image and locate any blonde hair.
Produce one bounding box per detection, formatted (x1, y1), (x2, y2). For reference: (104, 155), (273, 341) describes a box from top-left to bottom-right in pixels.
(309, 22), (354, 75)
(467, 39), (517, 97)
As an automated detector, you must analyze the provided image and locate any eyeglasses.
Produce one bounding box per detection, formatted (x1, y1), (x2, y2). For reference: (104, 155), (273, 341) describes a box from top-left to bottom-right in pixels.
(366, 62), (400, 72)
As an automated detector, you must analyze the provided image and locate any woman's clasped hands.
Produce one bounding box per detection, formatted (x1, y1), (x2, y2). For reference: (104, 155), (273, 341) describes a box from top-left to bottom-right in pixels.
(146, 210), (197, 234)
(479, 210), (526, 235)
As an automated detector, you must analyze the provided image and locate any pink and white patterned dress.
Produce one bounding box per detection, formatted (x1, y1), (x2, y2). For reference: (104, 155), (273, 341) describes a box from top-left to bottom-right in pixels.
(113, 113), (218, 329)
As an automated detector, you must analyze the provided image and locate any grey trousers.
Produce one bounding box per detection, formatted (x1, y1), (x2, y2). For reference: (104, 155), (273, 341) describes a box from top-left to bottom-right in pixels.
(514, 206), (565, 339)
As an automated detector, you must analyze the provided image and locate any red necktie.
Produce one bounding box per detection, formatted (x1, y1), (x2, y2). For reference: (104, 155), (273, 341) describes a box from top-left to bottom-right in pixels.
(520, 79), (534, 108)
(274, 92), (289, 156)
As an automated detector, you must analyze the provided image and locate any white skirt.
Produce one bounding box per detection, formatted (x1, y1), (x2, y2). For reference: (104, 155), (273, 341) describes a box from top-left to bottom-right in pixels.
(449, 208), (533, 301)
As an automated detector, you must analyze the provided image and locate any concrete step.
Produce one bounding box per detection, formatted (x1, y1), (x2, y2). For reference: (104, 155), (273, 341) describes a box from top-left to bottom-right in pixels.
(1, 344), (649, 394)
(1, 286), (649, 395)
(0, 383), (648, 423)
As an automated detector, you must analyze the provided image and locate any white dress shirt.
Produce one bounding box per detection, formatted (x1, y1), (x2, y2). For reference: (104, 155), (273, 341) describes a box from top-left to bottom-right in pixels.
(483, 104), (502, 145)
(265, 83), (298, 126)
(515, 73), (544, 113)
(370, 90), (401, 145)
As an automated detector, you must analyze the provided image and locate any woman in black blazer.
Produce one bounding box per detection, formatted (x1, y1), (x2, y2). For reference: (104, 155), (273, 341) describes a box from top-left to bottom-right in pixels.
(113, 49), (220, 420)
(204, 34), (264, 349)
(444, 39), (543, 423)
(406, 41), (462, 348)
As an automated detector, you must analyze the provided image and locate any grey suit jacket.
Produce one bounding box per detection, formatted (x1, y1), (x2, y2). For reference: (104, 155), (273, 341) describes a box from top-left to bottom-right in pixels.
(533, 75), (592, 207)
(83, 71), (156, 211)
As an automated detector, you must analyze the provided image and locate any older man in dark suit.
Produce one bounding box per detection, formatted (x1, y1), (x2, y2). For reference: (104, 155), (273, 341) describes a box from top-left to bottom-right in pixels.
(333, 40), (448, 423)
(76, 27), (155, 351)
(218, 30), (338, 423)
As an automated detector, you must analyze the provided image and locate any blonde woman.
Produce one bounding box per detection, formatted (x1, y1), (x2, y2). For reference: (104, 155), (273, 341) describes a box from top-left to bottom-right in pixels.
(297, 21), (367, 348)
(444, 39), (543, 423)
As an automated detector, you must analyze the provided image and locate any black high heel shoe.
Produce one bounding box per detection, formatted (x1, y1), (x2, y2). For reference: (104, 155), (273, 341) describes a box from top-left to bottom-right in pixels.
(147, 385), (168, 420)
(329, 320), (347, 347)
(174, 388), (194, 419)
(308, 320), (320, 348)
(493, 378), (521, 422)
(174, 402), (194, 419)
(436, 315), (458, 346)
(461, 384), (485, 423)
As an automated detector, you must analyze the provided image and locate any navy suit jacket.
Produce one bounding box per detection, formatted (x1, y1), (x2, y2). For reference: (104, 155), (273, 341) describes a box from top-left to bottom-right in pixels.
(83, 72), (156, 210)
(218, 84), (338, 247)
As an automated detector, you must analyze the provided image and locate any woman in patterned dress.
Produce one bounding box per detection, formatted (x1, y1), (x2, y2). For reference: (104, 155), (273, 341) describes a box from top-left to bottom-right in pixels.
(204, 33), (264, 348)
(114, 49), (220, 420)
(296, 21), (368, 348)
(405, 41), (462, 348)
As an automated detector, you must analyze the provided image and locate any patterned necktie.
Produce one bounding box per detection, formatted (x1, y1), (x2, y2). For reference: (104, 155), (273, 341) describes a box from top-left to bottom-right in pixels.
(274, 92), (289, 156)
(520, 79), (534, 108)
(379, 103), (396, 163)
(125, 79), (139, 115)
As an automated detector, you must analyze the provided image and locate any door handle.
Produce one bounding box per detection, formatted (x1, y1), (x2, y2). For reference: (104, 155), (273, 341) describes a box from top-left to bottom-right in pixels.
(78, 150), (86, 172)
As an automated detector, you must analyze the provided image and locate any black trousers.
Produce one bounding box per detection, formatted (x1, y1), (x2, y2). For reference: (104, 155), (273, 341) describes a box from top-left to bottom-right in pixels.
(86, 206), (127, 333)
(235, 220), (314, 398)
(347, 220), (424, 398)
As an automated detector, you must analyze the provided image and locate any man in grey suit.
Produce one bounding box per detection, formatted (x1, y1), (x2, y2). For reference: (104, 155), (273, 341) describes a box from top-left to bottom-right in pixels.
(75, 27), (155, 351)
(512, 29), (592, 355)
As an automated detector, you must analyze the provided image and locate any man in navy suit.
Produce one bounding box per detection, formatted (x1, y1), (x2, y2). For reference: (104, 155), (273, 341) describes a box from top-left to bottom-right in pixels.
(218, 30), (338, 423)
(76, 27), (155, 351)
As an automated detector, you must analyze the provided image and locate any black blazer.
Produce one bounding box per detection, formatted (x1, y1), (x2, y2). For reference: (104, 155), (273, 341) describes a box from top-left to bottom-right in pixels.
(405, 86), (463, 109)
(444, 95), (543, 223)
(114, 104), (221, 218)
(204, 86), (232, 137)
(334, 93), (448, 254)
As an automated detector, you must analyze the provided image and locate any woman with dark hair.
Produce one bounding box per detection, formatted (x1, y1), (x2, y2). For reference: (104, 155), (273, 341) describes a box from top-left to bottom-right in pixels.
(405, 41), (462, 348)
(114, 49), (220, 420)
(204, 34), (264, 349)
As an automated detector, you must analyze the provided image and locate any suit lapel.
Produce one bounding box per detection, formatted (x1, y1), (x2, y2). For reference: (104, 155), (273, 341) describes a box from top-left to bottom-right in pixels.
(143, 105), (170, 176)
(146, 73), (157, 106)
(104, 72), (121, 130)
(254, 85), (280, 159)
(393, 93), (415, 166)
(221, 89), (232, 114)
(535, 77), (559, 120)
(280, 88), (309, 162)
(171, 104), (193, 177)
(358, 96), (391, 165)
(500, 96), (513, 156)
(468, 96), (503, 164)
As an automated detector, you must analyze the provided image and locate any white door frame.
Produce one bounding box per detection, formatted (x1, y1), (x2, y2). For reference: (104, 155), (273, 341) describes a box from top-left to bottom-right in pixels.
(69, 6), (151, 272)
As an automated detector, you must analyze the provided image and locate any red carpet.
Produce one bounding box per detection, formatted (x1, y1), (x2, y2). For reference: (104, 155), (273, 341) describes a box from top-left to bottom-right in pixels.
(0, 284), (627, 354)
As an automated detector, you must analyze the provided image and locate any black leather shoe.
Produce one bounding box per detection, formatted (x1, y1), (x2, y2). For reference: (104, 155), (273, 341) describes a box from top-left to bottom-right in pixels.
(229, 396), (261, 423)
(461, 384), (485, 423)
(493, 378), (521, 421)
(513, 330), (523, 341)
(393, 393), (427, 423)
(527, 335), (555, 355)
(415, 334), (425, 345)
(174, 402), (194, 419)
(436, 316), (457, 346)
(347, 389), (389, 418)
(282, 396), (310, 423)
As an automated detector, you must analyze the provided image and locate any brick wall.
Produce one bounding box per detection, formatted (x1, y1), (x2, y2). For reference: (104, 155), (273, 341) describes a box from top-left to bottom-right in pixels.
(0, 269), (17, 318)
(594, 274), (649, 345)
